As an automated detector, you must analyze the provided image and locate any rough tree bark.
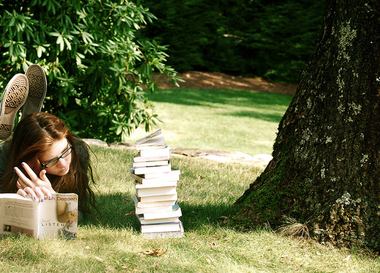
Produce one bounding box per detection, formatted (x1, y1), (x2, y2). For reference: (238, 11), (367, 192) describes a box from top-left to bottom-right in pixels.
(236, 0), (380, 251)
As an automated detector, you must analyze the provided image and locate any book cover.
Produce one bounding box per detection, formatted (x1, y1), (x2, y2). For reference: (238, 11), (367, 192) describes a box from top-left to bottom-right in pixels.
(0, 193), (78, 240)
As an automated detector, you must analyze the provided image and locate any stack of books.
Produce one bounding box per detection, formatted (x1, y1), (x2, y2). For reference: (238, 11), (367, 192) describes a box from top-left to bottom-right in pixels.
(131, 129), (184, 238)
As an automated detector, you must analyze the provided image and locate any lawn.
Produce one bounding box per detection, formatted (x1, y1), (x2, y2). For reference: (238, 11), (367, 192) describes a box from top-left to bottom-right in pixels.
(127, 88), (292, 156)
(1, 146), (379, 272)
(1, 88), (379, 272)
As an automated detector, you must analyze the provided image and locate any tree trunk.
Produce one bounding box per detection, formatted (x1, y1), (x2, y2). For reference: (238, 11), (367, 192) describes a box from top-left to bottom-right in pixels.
(236, 0), (380, 251)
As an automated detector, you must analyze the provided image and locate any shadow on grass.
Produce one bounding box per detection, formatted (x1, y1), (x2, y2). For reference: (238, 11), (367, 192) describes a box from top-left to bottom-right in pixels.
(81, 192), (245, 232)
(226, 110), (284, 123)
(149, 88), (291, 109)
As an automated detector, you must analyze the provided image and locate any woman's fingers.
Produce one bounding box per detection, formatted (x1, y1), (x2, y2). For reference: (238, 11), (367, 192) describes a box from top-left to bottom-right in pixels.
(19, 186), (51, 201)
(40, 186), (54, 200)
(17, 188), (28, 198)
(21, 162), (39, 183)
(14, 166), (34, 188)
(39, 169), (49, 183)
(33, 186), (45, 200)
(15, 163), (55, 201)
(38, 169), (54, 191)
(23, 187), (39, 201)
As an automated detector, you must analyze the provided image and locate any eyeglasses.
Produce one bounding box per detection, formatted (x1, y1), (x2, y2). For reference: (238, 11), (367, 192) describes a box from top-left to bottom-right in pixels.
(40, 144), (72, 169)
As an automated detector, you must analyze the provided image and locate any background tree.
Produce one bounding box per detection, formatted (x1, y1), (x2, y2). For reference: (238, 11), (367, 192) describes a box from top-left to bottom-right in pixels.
(141, 0), (324, 82)
(236, 0), (380, 251)
(0, 0), (177, 142)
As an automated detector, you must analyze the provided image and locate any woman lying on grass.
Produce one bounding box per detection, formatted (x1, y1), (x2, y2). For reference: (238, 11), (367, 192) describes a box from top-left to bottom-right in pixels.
(0, 65), (96, 214)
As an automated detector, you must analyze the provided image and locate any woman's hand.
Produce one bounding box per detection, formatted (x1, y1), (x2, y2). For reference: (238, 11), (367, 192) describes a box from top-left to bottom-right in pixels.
(14, 162), (56, 201)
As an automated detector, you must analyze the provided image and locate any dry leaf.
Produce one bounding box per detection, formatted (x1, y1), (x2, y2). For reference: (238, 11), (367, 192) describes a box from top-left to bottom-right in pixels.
(218, 215), (229, 224)
(125, 210), (135, 216)
(343, 255), (351, 261)
(142, 248), (167, 257)
(210, 242), (217, 248)
(94, 256), (104, 262)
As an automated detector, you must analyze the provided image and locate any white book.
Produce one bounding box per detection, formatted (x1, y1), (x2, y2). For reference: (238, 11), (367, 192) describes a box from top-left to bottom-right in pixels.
(135, 180), (178, 189)
(139, 217), (181, 225)
(141, 222), (182, 233)
(142, 207), (182, 220)
(132, 164), (172, 175)
(137, 186), (177, 197)
(135, 204), (177, 215)
(132, 160), (169, 168)
(138, 193), (177, 203)
(0, 193), (78, 240)
(135, 129), (166, 147)
(132, 171), (180, 183)
(133, 155), (170, 163)
(135, 202), (180, 213)
(138, 147), (170, 158)
(142, 222), (184, 239)
(132, 196), (176, 210)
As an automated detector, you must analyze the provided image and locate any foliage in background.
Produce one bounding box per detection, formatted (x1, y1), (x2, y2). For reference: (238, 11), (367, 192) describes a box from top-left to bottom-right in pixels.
(141, 0), (325, 82)
(0, 0), (177, 142)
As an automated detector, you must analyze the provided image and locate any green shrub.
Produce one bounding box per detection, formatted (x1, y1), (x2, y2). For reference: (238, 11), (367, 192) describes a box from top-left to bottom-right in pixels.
(0, 0), (178, 142)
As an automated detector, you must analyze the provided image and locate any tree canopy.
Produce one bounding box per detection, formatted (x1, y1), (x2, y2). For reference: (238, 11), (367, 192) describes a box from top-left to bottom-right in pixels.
(141, 0), (325, 82)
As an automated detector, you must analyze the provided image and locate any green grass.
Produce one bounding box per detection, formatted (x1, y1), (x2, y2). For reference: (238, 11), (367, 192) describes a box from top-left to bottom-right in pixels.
(1, 146), (378, 273)
(127, 88), (292, 155)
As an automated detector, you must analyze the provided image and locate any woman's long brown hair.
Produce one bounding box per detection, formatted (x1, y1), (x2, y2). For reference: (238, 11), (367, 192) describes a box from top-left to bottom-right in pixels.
(0, 112), (96, 214)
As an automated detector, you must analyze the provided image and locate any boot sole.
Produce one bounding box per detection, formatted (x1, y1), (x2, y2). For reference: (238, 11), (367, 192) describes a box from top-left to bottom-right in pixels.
(0, 74), (29, 139)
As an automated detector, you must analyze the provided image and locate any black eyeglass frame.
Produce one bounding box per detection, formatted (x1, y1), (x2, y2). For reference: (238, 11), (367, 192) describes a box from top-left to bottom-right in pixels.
(39, 144), (72, 170)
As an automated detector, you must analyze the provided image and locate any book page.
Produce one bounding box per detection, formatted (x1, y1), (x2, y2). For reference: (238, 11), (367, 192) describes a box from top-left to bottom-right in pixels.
(135, 129), (165, 147)
(0, 196), (38, 237)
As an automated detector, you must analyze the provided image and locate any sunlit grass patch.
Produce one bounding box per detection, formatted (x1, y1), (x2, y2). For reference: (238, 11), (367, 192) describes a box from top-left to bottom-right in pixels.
(1, 146), (379, 273)
(127, 88), (292, 155)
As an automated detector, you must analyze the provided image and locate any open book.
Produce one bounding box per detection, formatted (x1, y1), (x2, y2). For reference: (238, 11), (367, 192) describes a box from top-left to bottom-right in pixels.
(135, 129), (166, 148)
(0, 193), (78, 240)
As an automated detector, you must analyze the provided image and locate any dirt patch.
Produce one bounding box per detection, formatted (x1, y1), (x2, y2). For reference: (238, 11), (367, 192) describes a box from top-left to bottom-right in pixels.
(154, 71), (297, 95)
(84, 139), (272, 168)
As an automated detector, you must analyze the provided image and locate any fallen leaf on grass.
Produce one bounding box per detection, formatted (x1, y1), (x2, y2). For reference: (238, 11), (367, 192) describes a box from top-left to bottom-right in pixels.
(343, 255), (351, 261)
(217, 215), (229, 224)
(210, 242), (218, 248)
(141, 248), (167, 257)
(94, 256), (104, 262)
(125, 210), (135, 216)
